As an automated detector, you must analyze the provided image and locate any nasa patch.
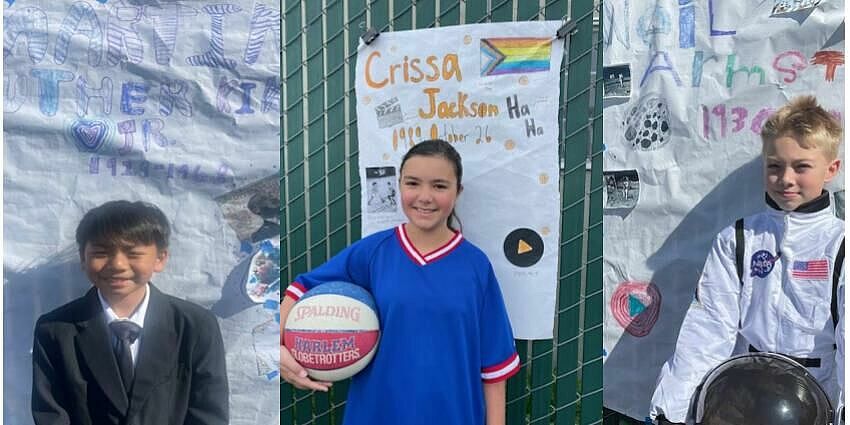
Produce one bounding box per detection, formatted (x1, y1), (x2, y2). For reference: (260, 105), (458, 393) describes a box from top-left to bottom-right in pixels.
(750, 250), (779, 278)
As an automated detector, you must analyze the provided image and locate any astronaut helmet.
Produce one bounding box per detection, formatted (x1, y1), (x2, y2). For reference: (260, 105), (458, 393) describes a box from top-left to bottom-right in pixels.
(686, 352), (834, 425)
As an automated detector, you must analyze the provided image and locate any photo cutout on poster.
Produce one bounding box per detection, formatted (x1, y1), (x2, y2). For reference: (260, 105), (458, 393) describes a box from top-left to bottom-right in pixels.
(604, 170), (640, 210)
(365, 166), (399, 214)
(770, 0), (821, 17)
(603, 64), (632, 108)
(216, 174), (280, 245)
(771, 0), (821, 20)
(213, 175), (280, 314)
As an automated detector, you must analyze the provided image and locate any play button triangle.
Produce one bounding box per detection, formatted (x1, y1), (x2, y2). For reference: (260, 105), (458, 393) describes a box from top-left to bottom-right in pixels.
(628, 294), (646, 316)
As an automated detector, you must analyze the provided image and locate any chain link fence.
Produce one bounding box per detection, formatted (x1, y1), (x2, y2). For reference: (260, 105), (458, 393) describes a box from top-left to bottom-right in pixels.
(281, 1), (603, 423)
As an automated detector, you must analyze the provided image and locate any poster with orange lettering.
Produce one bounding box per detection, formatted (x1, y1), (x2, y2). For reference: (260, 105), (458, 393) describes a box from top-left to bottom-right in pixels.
(355, 22), (565, 340)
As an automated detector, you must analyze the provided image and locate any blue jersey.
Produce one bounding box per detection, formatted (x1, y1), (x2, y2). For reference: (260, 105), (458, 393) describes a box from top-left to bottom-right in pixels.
(285, 225), (519, 425)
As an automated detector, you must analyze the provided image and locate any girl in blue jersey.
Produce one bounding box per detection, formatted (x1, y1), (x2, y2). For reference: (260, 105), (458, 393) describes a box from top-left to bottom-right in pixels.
(281, 139), (519, 425)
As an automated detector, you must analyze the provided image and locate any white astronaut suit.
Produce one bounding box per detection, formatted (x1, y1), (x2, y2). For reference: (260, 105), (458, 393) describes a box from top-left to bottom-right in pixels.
(650, 193), (845, 423)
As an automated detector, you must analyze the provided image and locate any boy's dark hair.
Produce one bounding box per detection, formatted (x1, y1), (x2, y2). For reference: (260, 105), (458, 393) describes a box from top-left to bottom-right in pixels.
(75, 200), (171, 258)
(400, 139), (464, 231)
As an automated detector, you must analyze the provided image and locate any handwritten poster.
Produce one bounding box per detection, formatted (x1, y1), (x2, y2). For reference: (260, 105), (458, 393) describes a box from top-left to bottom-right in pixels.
(602, 0), (845, 420)
(3, 1), (281, 423)
(354, 22), (565, 340)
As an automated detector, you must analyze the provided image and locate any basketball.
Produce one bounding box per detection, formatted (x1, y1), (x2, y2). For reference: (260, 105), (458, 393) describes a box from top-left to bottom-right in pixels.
(283, 281), (380, 382)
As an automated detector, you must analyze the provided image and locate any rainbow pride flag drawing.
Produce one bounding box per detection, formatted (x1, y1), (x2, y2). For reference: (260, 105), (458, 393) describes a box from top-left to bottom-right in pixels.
(480, 37), (552, 76)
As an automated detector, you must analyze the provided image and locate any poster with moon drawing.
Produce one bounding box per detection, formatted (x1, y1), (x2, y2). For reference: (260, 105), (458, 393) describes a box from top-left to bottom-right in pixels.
(602, 0), (844, 420)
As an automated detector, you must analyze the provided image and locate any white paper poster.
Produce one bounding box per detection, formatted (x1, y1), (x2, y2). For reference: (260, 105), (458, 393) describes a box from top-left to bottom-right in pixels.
(354, 21), (565, 340)
(602, 0), (845, 420)
(3, 1), (281, 423)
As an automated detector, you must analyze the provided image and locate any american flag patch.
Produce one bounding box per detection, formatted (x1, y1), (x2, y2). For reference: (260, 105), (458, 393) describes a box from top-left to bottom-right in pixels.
(791, 259), (830, 279)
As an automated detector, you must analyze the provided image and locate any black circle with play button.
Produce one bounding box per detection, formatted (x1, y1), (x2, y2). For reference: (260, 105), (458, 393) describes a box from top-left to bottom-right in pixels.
(503, 228), (544, 268)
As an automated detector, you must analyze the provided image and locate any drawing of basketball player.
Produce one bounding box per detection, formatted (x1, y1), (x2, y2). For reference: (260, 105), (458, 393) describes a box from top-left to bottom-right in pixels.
(386, 182), (397, 206)
(368, 181), (379, 205)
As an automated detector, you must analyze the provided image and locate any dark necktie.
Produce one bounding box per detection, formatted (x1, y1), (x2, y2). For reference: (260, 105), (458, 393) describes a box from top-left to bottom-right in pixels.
(109, 320), (141, 392)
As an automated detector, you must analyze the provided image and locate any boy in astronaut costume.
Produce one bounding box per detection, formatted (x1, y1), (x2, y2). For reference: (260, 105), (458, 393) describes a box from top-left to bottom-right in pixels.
(650, 96), (845, 424)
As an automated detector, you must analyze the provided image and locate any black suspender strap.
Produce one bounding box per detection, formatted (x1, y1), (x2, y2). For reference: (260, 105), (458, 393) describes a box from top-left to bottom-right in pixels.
(735, 218), (744, 286)
(734, 218), (745, 330)
(832, 238), (844, 329)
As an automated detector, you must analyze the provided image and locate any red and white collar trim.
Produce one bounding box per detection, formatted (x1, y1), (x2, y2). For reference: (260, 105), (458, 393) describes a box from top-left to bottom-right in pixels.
(395, 224), (463, 266)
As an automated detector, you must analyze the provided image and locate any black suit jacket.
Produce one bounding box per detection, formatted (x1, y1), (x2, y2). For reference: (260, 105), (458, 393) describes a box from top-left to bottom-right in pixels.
(31, 285), (229, 425)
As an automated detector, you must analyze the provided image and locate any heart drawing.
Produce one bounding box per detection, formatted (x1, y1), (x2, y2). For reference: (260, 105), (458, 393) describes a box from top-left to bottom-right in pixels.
(69, 118), (111, 153)
(610, 281), (662, 338)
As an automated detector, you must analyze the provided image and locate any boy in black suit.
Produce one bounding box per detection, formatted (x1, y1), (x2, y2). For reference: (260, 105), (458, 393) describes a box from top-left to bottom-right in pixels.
(31, 200), (229, 425)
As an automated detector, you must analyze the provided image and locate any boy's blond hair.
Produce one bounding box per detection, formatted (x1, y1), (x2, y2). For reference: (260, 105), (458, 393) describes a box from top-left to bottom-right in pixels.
(760, 95), (843, 160)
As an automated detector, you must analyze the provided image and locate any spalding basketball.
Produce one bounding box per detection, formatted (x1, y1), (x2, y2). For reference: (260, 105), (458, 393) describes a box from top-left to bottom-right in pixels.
(283, 281), (380, 382)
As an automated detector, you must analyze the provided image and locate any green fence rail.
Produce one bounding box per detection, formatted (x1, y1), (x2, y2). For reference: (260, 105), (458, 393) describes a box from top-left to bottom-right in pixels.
(281, 1), (603, 424)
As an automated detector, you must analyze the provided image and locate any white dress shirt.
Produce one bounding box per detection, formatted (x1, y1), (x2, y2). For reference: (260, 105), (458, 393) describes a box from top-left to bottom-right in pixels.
(97, 284), (150, 365)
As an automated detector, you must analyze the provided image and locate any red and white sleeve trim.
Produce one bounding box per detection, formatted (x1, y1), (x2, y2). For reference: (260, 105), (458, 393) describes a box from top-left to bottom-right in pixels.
(481, 352), (520, 383)
(284, 282), (307, 301)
